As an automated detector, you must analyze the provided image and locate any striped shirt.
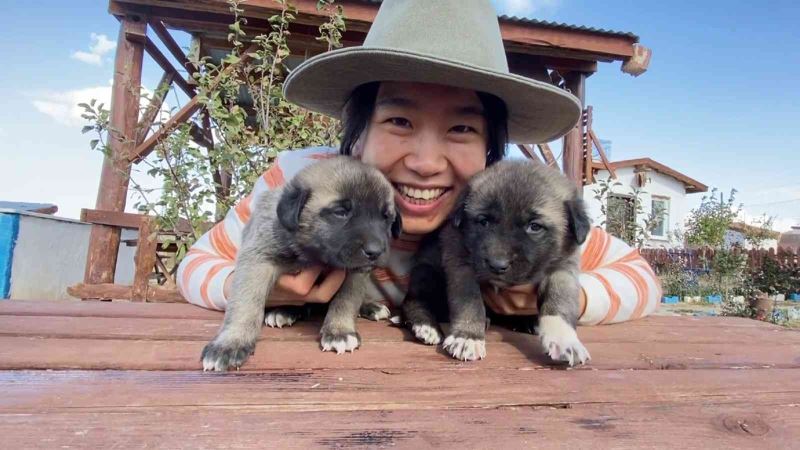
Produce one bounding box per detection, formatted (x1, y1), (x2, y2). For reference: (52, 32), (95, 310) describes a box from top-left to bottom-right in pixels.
(176, 146), (661, 325)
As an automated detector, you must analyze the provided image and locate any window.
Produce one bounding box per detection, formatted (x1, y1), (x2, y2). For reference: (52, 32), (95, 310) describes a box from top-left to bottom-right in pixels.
(606, 194), (636, 242)
(651, 197), (670, 238)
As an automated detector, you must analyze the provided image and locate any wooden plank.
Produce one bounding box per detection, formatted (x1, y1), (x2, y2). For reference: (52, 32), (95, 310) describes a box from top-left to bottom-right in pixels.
(132, 216), (158, 301)
(84, 15), (146, 285)
(144, 36), (195, 96)
(516, 144), (543, 163)
(0, 299), (222, 320)
(67, 283), (185, 303)
(589, 128), (617, 179)
(561, 72), (586, 191)
(135, 71), (174, 145)
(4, 369), (800, 413)
(79, 208), (200, 233)
(537, 142), (557, 166)
(1, 333), (798, 371)
(1, 314), (795, 346)
(2, 403), (796, 449)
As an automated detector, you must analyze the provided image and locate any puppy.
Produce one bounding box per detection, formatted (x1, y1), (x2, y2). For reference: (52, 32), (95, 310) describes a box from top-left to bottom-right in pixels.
(402, 160), (591, 366)
(202, 156), (401, 371)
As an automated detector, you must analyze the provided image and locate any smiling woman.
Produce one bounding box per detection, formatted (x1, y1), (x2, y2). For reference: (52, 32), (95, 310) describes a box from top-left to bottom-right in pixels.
(177, 0), (661, 329)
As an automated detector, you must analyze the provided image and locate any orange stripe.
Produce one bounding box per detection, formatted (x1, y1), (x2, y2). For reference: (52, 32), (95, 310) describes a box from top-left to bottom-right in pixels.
(588, 272), (622, 324)
(210, 224), (238, 260)
(234, 194), (252, 223)
(306, 153), (337, 160)
(609, 262), (650, 319)
(618, 249), (643, 264)
(262, 163), (285, 189)
(180, 252), (219, 294)
(581, 228), (607, 271)
(200, 261), (234, 310)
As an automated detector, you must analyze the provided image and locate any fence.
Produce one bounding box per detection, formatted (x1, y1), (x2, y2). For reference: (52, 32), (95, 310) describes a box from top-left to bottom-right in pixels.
(641, 247), (800, 274)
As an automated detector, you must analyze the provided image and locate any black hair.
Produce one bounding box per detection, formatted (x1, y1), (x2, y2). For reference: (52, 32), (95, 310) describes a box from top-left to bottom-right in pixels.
(339, 82), (509, 165)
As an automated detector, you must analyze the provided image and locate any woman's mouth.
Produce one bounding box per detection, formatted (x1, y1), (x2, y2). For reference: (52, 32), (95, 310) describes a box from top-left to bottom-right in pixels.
(393, 183), (452, 215)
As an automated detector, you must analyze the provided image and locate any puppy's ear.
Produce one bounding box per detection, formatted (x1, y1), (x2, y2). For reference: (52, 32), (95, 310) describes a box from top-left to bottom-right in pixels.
(391, 206), (403, 239)
(564, 197), (591, 245)
(450, 187), (471, 228)
(277, 182), (311, 231)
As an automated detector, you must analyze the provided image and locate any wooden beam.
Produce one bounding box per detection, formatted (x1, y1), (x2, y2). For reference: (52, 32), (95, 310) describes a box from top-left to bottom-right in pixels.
(144, 37), (195, 96)
(110, 0), (639, 61)
(132, 216), (158, 301)
(136, 71), (174, 145)
(537, 143), (557, 166)
(583, 107), (594, 185)
(84, 15), (146, 286)
(589, 129), (617, 179)
(148, 18), (192, 72)
(561, 72), (586, 192)
(80, 208), (205, 235)
(516, 144), (543, 164)
(130, 96), (202, 163)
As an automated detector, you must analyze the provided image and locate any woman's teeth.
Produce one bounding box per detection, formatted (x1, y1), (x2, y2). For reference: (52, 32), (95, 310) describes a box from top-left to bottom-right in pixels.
(396, 185), (447, 202)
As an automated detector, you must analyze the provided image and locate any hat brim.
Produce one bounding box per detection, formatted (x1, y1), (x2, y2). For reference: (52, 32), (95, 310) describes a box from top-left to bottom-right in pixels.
(283, 47), (582, 144)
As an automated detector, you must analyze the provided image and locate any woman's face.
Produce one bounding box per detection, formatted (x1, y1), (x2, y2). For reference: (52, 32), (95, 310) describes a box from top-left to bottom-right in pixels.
(356, 82), (489, 235)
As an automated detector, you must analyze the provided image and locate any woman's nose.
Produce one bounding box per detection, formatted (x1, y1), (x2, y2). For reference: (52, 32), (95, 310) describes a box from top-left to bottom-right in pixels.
(403, 133), (447, 177)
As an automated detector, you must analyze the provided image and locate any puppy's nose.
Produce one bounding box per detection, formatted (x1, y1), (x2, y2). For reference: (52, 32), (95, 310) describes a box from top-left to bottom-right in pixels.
(361, 242), (384, 261)
(486, 258), (510, 274)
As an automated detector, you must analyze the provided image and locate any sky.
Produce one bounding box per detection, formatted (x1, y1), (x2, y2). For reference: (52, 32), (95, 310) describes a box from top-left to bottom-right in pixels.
(0, 0), (798, 231)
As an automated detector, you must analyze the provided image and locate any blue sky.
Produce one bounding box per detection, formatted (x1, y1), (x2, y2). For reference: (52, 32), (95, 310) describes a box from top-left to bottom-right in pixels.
(1, 1), (798, 231)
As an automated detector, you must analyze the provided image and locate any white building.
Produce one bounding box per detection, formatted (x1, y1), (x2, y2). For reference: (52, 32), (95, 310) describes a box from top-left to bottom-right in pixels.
(583, 158), (708, 249)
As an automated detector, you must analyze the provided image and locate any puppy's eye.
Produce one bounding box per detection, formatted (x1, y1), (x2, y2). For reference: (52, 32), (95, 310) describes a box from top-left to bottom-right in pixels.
(383, 210), (392, 221)
(331, 203), (351, 218)
(476, 215), (490, 227)
(526, 222), (545, 234)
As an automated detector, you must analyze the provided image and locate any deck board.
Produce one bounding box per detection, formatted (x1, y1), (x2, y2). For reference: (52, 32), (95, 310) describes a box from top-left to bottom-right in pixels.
(1, 299), (798, 448)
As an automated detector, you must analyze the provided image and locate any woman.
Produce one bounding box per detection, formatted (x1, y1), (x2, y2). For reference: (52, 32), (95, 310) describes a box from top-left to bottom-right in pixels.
(177, 0), (661, 327)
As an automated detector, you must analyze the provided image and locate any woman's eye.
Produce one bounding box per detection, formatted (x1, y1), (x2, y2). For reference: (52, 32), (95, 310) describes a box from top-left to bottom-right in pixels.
(526, 222), (544, 233)
(450, 125), (477, 134)
(387, 117), (411, 128)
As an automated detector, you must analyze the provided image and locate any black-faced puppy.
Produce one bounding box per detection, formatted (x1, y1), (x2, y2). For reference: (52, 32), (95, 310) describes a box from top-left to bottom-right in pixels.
(201, 157), (401, 371)
(403, 160), (591, 366)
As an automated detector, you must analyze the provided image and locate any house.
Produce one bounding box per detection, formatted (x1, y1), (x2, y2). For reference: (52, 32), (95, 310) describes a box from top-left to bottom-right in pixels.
(725, 222), (780, 250)
(583, 158), (708, 248)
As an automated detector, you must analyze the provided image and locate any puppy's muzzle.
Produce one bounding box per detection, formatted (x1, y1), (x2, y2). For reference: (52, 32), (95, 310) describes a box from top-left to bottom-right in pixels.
(485, 257), (510, 274)
(361, 241), (385, 261)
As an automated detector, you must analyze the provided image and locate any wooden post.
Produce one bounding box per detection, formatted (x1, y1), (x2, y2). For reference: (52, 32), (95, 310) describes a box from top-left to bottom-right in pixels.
(562, 72), (587, 193)
(132, 216), (158, 301)
(84, 15), (146, 285)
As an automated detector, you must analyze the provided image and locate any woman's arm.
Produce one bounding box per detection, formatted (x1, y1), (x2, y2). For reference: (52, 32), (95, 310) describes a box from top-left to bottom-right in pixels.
(482, 227), (662, 325)
(176, 147), (345, 311)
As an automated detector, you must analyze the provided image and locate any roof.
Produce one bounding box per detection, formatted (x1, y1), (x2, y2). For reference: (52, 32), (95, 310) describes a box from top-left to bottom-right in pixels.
(0, 201), (58, 215)
(729, 222), (781, 240)
(353, 0), (639, 41)
(604, 158), (709, 194)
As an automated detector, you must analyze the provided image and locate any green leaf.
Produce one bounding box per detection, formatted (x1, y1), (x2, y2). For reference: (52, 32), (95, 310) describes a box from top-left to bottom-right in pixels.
(89, 139), (100, 150)
(81, 125), (94, 134)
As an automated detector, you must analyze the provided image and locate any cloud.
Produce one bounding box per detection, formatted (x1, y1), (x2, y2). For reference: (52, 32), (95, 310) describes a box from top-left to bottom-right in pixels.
(492, 0), (562, 18)
(71, 33), (116, 66)
(32, 84), (170, 127)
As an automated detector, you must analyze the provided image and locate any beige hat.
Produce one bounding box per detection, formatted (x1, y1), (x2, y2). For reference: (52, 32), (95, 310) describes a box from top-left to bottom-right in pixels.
(283, 0), (581, 144)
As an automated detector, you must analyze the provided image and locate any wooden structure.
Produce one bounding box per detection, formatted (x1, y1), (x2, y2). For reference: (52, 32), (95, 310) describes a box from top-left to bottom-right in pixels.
(76, 0), (650, 302)
(1, 299), (799, 447)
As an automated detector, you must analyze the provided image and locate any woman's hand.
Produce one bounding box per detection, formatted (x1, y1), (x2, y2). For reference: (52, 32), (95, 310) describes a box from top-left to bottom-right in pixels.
(483, 283), (587, 317)
(223, 266), (347, 306)
(482, 283), (539, 315)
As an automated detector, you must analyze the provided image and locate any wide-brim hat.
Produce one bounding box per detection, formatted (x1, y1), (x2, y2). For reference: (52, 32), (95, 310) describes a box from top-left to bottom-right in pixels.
(283, 0), (581, 144)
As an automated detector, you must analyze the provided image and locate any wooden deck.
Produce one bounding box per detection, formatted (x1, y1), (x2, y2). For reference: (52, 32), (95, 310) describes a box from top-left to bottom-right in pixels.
(1, 300), (799, 449)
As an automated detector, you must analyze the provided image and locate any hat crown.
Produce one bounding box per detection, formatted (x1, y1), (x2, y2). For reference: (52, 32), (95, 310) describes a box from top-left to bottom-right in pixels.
(364, 0), (509, 72)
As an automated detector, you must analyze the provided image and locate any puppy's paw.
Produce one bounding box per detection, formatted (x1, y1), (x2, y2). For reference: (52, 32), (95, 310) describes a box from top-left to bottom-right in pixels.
(412, 323), (443, 345)
(537, 315), (591, 366)
(359, 302), (391, 321)
(320, 330), (361, 354)
(443, 333), (486, 361)
(264, 307), (301, 328)
(201, 337), (255, 372)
